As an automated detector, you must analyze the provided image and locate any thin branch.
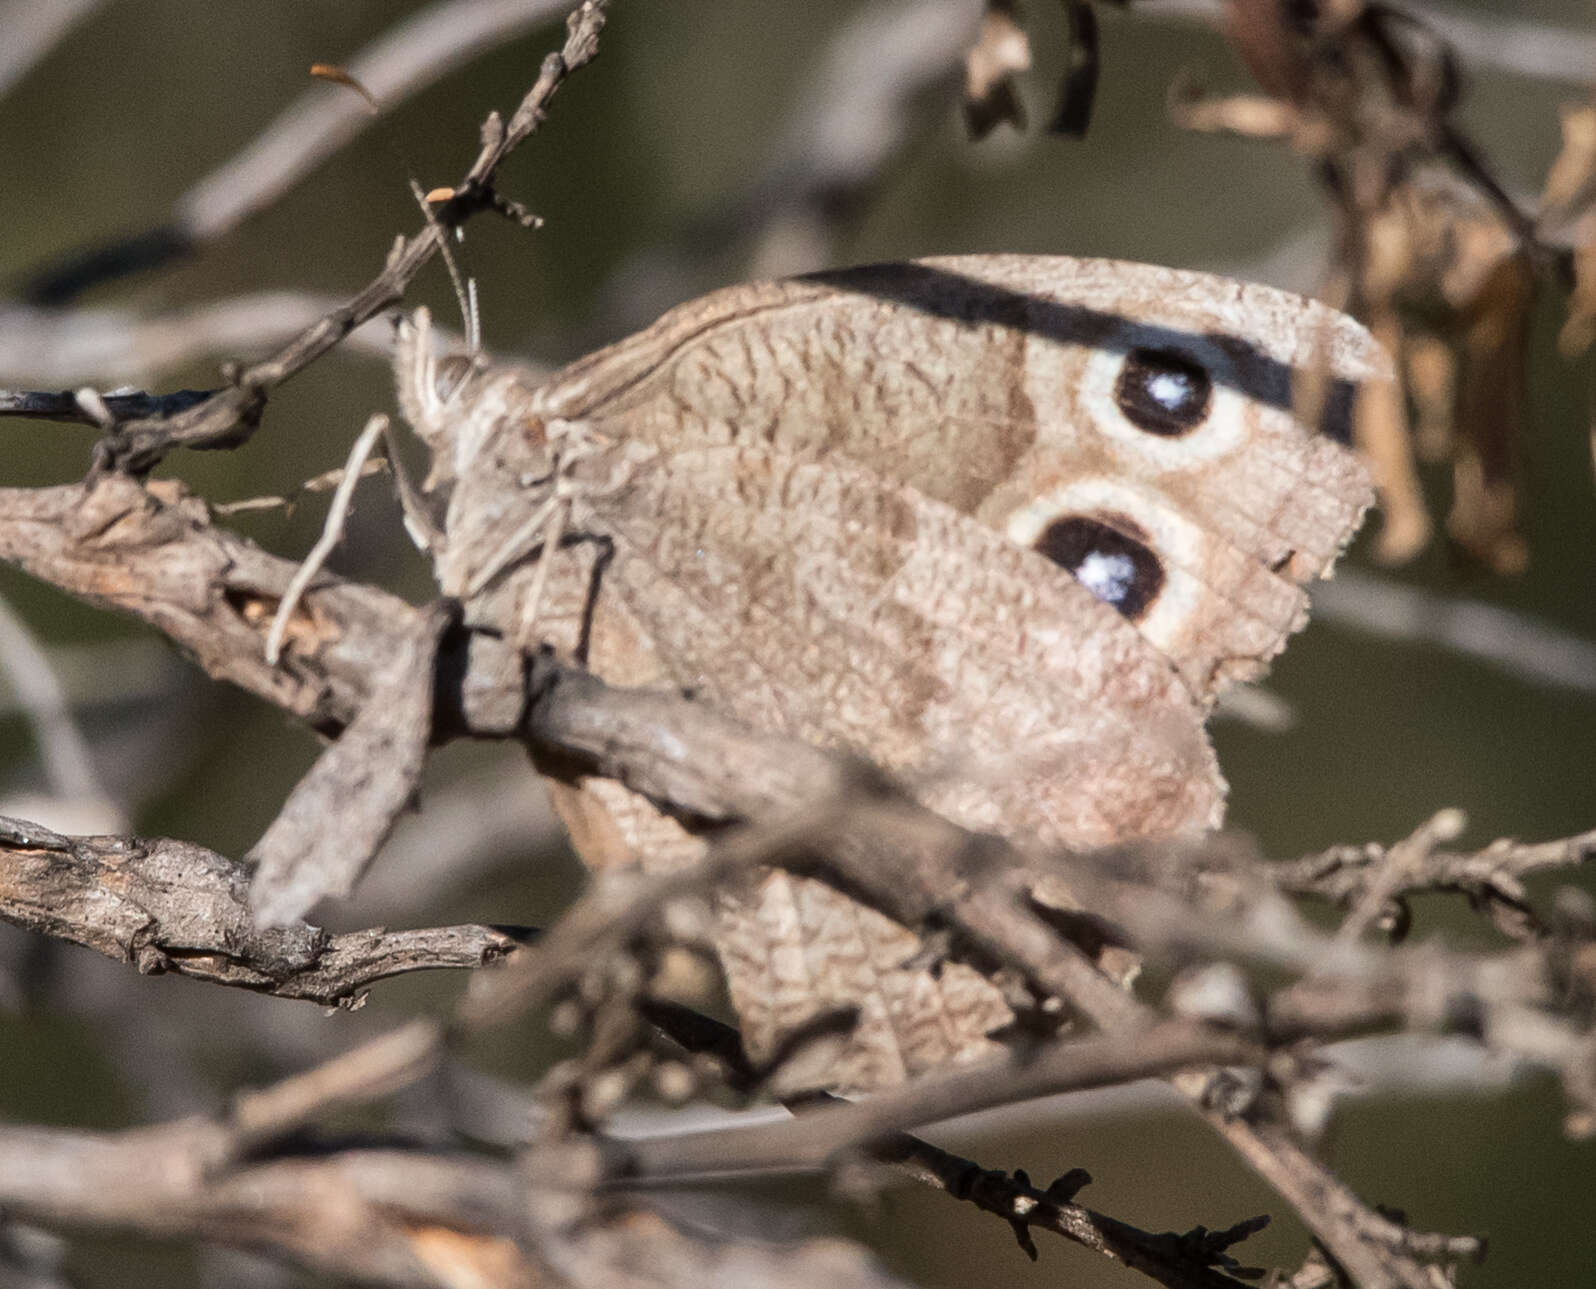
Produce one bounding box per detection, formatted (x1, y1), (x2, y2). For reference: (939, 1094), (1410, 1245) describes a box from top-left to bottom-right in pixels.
(0, 0), (107, 99)
(0, 471), (1532, 1287)
(0, 1030), (914, 1289)
(85, 0), (608, 473)
(177, 0), (581, 246)
(0, 387), (216, 426)
(15, 0), (582, 306)
(1314, 568), (1596, 696)
(0, 637), (178, 721)
(1337, 808), (1469, 943)
(265, 414), (388, 665)
(0, 474), (420, 735)
(617, 1021), (1263, 1181)
(616, 1007), (1270, 1289)
(0, 293), (468, 391)
(0, 1124), (531, 1288)
(0, 815), (524, 1004)
(1275, 819), (1596, 942)
(0, 598), (121, 827)
(248, 600), (448, 927)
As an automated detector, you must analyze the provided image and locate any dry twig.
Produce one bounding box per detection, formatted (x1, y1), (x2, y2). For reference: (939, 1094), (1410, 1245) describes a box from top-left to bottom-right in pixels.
(78, 0), (608, 473)
(5, 4), (1593, 1285)
(0, 815), (524, 1004)
(0, 464), (1561, 1284)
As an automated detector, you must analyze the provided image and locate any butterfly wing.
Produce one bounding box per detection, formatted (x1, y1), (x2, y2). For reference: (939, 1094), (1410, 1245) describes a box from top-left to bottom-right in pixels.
(542, 254), (1382, 701)
(548, 444), (1220, 1089)
(429, 256), (1384, 1089)
(590, 444), (1221, 845)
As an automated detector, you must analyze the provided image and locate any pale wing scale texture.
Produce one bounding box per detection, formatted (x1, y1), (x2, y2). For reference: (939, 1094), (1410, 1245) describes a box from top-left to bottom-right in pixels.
(542, 255), (1379, 705)
(405, 255), (1385, 1091)
(500, 540), (1022, 1089)
(575, 446), (1220, 1089)
(592, 447), (1221, 844)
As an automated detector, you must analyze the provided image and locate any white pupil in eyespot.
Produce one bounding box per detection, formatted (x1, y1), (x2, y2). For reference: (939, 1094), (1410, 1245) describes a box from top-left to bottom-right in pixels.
(1074, 549), (1137, 607)
(1146, 369), (1194, 412)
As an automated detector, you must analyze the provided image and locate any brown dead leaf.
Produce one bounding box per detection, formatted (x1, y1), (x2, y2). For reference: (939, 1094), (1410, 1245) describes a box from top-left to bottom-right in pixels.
(964, 1), (1031, 138)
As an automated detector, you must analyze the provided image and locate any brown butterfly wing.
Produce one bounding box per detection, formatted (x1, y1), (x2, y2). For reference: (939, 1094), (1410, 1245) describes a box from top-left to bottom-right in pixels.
(546, 446), (1218, 1089)
(543, 255), (1381, 701)
(428, 256), (1382, 1090)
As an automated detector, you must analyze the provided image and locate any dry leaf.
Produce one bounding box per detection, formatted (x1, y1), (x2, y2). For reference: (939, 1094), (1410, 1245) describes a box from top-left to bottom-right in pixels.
(963, 0), (1031, 138)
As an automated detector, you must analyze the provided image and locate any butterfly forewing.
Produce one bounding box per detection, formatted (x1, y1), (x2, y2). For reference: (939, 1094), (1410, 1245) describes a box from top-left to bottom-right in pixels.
(540, 255), (1379, 704)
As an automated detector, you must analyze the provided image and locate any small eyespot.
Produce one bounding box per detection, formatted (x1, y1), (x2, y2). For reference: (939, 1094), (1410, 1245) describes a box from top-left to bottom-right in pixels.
(1035, 515), (1165, 620)
(1113, 348), (1212, 437)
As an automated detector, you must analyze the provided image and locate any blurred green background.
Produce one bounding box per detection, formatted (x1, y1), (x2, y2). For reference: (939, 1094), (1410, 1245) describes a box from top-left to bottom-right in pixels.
(2, 2), (1594, 1286)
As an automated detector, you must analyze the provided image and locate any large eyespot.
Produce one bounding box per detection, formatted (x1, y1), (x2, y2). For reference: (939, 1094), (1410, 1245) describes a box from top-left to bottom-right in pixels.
(1034, 514), (1165, 620)
(1113, 348), (1212, 436)
(1072, 331), (1248, 469)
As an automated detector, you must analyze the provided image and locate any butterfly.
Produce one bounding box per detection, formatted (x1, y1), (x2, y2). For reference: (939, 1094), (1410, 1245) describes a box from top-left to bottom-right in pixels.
(396, 255), (1384, 1091)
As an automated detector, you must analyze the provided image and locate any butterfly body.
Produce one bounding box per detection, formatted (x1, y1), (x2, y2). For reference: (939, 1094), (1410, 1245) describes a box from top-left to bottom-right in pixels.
(396, 255), (1384, 1091)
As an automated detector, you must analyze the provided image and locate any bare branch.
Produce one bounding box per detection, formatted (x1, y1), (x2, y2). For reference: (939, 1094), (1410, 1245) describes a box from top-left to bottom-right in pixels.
(249, 600), (446, 927)
(0, 475), (418, 734)
(874, 1132), (1268, 1286)
(1315, 568), (1596, 696)
(1275, 818), (1596, 942)
(0, 1020), (913, 1289)
(0, 1123), (532, 1288)
(464, 1004), (1271, 1289)
(0, 294), (471, 393)
(15, 0), (585, 307)
(177, 0), (582, 246)
(0, 815), (522, 1003)
(618, 1021), (1263, 1181)
(0, 597), (122, 830)
(0, 0), (106, 99)
(0, 387), (216, 427)
(86, 0), (609, 473)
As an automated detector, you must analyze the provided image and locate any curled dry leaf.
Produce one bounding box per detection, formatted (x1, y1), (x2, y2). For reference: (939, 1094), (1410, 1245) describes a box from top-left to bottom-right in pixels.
(1185, 0), (1554, 572)
(1549, 104), (1596, 359)
(963, 0), (1031, 138)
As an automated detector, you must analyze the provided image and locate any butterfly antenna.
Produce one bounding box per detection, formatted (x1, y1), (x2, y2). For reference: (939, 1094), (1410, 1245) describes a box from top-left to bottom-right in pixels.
(410, 176), (480, 356)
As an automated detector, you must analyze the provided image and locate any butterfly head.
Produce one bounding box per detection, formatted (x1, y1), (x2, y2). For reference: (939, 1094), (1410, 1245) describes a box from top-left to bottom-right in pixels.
(393, 307), (580, 600)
